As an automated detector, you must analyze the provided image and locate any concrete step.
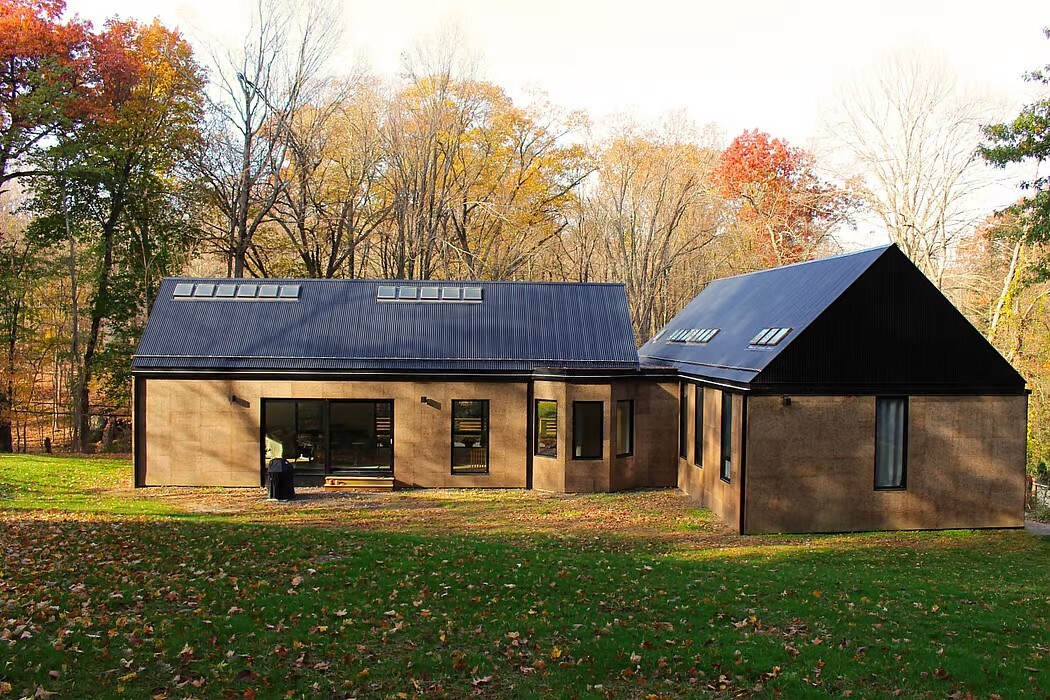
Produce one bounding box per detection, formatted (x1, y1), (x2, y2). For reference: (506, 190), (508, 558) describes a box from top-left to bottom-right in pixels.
(323, 476), (394, 492)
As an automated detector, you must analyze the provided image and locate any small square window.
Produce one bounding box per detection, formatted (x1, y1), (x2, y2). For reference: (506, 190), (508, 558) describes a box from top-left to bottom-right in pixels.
(377, 285), (397, 300)
(216, 284), (237, 298)
(441, 287), (461, 300)
(192, 283), (215, 297)
(173, 283), (194, 297)
(258, 284), (279, 298)
(462, 288), (483, 301)
(278, 284), (299, 299)
(398, 287), (418, 300)
(420, 287), (440, 300)
(236, 284), (258, 298)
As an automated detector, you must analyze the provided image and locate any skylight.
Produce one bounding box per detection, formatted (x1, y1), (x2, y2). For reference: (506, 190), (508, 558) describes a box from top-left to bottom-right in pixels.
(667, 328), (719, 344)
(172, 282), (300, 301)
(375, 285), (484, 303)
(749, 327), (792, 347)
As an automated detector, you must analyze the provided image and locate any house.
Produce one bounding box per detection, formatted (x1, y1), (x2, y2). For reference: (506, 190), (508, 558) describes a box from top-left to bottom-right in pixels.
(638, 244), (1028, 533)
(132, 244), (1028, 533)
(131, 279), (679, 492)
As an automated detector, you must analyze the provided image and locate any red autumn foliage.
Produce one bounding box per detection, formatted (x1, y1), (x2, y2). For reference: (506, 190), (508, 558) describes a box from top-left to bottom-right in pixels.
(716, 129), (856, 266)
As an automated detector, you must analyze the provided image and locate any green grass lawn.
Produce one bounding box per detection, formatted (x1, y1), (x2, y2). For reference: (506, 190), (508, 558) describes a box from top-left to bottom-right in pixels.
(0, 455), (1048, 698)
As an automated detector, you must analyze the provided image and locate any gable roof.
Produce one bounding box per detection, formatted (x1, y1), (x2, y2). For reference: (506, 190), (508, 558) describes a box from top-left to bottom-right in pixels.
(639, 246), (890, 385)
(133, 278), (640, 373)
(639, 244), (1026, 393)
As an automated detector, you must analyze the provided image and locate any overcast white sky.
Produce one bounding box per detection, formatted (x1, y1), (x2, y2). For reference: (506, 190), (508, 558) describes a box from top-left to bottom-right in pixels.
(73, 0), (1049, 244)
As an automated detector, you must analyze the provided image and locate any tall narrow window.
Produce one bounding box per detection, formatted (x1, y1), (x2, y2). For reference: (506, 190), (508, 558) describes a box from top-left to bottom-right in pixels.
(875, 397), (908, 489)
(693, 385), (704, 467)
(679, 384), (688, 459)
(720, 391), (733, 482)
(616, 400), (633, 457)
(573, 401), (603, 459)
(452, 400), (489, 474)
(535, 400), (558, 457)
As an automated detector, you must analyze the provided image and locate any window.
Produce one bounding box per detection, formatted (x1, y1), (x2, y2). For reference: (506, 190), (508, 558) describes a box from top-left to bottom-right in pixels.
(720, 391), (733, 482)
(693, 385), (704, 467)
(573, 401), (603, 459)
(667, 328), (719, 344)
(535, 400), (558, 457)
(875, 397), (908, 489)
(376, 285), (397, 300)
(616, 400), (633, 457)
(749, 327), (792, 347)
(679, 384), (688, 459)
(452, 400), (489, 474)
(263, 399), (393, 477)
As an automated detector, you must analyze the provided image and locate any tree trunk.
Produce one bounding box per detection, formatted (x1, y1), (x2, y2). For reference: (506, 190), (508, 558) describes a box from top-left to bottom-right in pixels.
(77, 194), (121, 452)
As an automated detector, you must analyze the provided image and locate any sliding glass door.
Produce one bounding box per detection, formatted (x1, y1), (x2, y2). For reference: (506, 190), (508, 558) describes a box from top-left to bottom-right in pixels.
(263, 399), (394, 478)
(329, 401), (393, 475)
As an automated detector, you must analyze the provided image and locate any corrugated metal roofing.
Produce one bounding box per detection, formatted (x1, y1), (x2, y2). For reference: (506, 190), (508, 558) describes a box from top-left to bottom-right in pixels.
(638, 245), (892, 385)
(133, 278), (640, 372)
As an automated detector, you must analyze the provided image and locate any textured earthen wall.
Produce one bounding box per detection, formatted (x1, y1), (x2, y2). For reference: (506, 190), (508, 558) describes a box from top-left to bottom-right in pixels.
(142, 378), (529, 488)
(743, 395), (1028, 533)
(677, 384), (744, 528)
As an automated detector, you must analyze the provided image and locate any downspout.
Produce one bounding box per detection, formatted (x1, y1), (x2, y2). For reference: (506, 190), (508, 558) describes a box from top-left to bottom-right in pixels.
(133, 376), (146, 487)
(526, 379), (534, 489)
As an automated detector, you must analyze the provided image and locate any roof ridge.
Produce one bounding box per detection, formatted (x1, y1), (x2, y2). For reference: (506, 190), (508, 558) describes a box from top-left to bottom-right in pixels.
(164, 277), (627, 287)
(706, 243), (893, 284)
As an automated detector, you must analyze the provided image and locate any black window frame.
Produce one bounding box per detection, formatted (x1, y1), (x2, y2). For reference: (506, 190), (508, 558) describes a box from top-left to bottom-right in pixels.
(693, 384), (704, 468)
(534, 399), (558, 458)
(572, 401), (604, 460)
(451, 399), (490, 475)
(874, 396), (908, 490)
(679, 383), (688, 459)
(720, 391), (733, 483)
(260, 398), (394, 480)
(615, 399), (634, 457)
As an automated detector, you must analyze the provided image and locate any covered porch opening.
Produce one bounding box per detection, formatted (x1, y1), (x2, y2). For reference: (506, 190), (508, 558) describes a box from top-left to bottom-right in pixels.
(262, 399), (394, 484)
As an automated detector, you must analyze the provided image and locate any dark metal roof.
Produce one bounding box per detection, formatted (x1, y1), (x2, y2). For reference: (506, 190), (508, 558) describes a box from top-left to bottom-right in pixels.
(639, 245), (891, 385)
(134, 278), (640, 372)
(639, 244), (1026, 393)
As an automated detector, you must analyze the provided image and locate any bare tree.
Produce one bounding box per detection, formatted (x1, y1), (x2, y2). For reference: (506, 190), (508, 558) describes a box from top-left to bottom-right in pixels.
(580, 117), (723, 338)
(821, 51), (998, 286)
(193, 0), (343, 278)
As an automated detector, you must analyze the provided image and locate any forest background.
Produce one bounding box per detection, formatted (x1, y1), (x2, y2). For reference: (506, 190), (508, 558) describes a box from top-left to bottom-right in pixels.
(0, 0), (1047, 479)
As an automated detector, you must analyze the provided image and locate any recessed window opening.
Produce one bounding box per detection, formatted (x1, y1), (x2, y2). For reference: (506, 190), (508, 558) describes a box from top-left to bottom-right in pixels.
(679, 383), (688, 459)
(875, 397), (908, 489)
(720, 391), (733, 482)
(535, 400), (558, 458)
(573, 401), (603, 459)
(452, 400), (489, 474)
(694, 385), (704, 468)
(616, 400), (633, 457)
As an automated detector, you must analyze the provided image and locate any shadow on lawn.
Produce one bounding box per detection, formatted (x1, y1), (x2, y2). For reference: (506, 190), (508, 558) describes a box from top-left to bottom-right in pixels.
(0, 509), (1047, 700)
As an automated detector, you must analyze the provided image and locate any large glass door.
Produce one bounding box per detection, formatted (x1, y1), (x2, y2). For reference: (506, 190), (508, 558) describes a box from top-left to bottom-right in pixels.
(262, 399), (394, 479)
(263, 400), (326, 474)
(329, 400), (394, 476)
